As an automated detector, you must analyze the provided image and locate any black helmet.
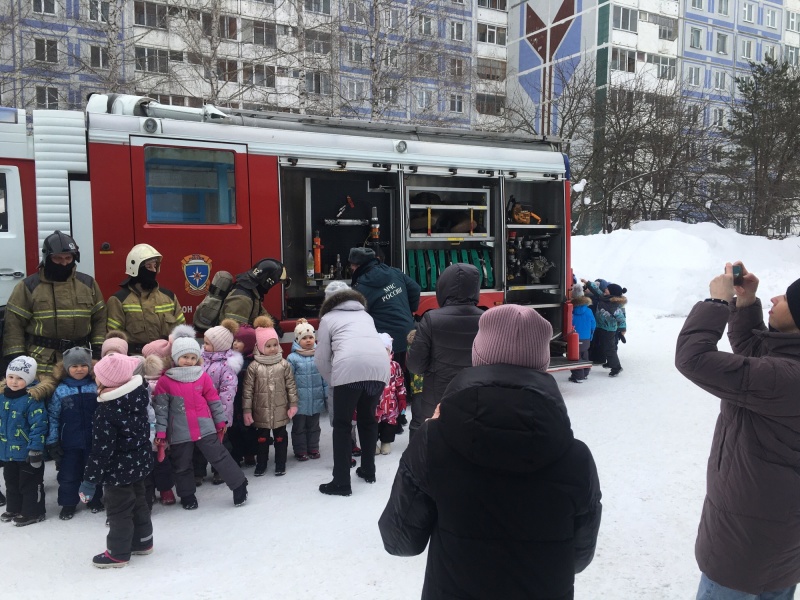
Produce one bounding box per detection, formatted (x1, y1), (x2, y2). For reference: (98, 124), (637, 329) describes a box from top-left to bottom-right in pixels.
(41, 230), (80, 264)
(250, 258), (290, 290)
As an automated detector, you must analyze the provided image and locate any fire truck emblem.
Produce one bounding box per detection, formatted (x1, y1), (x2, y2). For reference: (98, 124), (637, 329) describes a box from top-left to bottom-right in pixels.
(181, 254), (212, 296)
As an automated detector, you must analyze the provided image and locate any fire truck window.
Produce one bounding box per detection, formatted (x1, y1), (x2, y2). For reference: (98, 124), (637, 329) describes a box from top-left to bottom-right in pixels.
(144, 147), (236, 224)
(0, 173), (7, 232)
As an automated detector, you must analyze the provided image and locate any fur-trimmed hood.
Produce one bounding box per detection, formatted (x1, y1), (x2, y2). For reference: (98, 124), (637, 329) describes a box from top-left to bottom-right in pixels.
(572, 296), (592, 307)
(609, 295), (628, 307)
(319, 288), (367, 317)
(201, 349), (244, 374)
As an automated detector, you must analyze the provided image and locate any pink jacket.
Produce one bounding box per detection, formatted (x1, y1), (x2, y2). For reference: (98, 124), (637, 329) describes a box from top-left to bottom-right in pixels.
(152, 366), (226, 445)
(201, 350), (244, 426)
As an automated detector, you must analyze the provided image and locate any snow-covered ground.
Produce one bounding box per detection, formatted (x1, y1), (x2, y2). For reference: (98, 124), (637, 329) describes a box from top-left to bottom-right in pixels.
(4, 221), (799, 599)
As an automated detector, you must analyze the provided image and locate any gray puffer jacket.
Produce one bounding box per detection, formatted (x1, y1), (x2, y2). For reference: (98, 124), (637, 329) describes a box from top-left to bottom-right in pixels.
(315, 289), (390, 388)
(675, 298), (800, 594)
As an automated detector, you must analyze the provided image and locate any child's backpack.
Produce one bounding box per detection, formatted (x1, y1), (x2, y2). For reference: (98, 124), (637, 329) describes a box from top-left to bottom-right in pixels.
(193, 271), (235, 332)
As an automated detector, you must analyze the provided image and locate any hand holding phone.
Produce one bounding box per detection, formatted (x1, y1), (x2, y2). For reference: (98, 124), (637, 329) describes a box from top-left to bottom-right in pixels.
(732, 265), (744, 287)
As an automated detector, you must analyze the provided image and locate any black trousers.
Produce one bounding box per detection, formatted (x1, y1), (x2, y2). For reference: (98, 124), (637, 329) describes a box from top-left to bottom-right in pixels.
(104, 478), (152, 561)
(58, 447), (103, 507)
(4, 460), (45, 518)
(332, 384), (382, 485)
(145, 449), (175, 508)
(229, 424), (259, 463)
(170, 435), (246, 497)
(378, 421), (397, 444)
(291, 414), (321, 455)
(193, 434), (233, 476)
(596, 329), (621, 370)
(256, 426), (288, 469)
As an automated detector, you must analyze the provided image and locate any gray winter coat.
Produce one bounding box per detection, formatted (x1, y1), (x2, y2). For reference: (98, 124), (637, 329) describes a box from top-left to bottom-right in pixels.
(675, 298), (800, 594)
(406, 263), (483, 411)
(315, 289), (390, 388)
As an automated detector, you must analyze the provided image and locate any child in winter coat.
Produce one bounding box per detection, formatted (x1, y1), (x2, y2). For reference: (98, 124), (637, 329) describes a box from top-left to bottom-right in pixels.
(286, 318), (327, 461)
(141, 339), (176, 507)
(152, 328), (248, 510)
(229, 325), (258, 466)
(375, 333), (407, 456)
(569, 283), (597, 383)
(584, 280), (627, 377)
(0, 356), (48, 526)
(45, 347), (104, 520)
(79, 353), (153, 568)
(201, 319), (244, 484)
(243, 316), (299, 477)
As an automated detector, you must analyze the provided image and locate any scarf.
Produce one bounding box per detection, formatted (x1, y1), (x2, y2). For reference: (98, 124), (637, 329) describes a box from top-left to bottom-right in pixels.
(296, 348), (315, 357)
(253, 352), (283, 366)
(165, 365), (204, 382)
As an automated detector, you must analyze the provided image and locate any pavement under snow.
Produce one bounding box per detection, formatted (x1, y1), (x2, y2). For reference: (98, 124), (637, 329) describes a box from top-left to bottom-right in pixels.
(3, 220), (798, 599)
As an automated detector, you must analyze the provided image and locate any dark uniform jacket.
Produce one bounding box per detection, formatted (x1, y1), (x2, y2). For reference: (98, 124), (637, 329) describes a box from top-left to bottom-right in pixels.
(379, 364), (602, 600)
(352, 259), (421, 354)
(676, 299), (800, 594)
(3, 269), (106, 381)
(106, 283), (184, 350)
(406, 263), (483, 417)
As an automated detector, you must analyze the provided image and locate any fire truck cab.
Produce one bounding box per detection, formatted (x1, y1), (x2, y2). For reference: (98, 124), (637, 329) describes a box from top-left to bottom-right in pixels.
(0, 95), (584, 370)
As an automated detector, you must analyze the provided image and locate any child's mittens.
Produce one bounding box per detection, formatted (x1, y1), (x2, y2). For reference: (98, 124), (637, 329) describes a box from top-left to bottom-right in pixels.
(287, 406), (298, 419)
(27, 450), (44, 469)
(79, 481), (95, 504)
(243, 413), (254, 427)
(155, 439), (167, 463)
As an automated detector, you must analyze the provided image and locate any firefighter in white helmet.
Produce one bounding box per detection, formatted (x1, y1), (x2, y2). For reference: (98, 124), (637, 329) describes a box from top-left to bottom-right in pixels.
(106, 244), (185, 353)
(2, 230), (107, 398)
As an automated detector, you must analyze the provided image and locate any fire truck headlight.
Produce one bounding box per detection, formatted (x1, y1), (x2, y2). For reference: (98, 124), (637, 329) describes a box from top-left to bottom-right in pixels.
(143, 118), (158, 134)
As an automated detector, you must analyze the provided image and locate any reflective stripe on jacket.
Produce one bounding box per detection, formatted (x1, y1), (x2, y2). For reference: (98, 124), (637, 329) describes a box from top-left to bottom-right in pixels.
(106, 284), (184, 345)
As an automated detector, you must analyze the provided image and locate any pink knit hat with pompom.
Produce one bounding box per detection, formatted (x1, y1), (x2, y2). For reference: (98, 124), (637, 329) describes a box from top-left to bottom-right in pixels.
(254, 316), (279, 354)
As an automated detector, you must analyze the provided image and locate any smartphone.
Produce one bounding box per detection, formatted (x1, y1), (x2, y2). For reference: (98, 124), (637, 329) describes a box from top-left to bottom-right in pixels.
(732, 265), (744, 286)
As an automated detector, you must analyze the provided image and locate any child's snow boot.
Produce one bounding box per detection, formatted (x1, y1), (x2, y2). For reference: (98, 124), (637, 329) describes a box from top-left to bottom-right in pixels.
(380, 442), (392, 455)
(233, 480), (248, 507)
(13, 513), (45, 527)
(180, 494), (199, 510)
(159, 490), (176, 505)
(254, 463), (268, 477)
(0, 511), (19, 522)
(92, 551), (128, 568)
(59, 506), (76, 520)
(319, 481), (352, 496)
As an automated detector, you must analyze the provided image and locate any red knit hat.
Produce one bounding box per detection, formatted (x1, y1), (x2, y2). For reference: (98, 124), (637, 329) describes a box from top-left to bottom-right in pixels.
(472, 305), (552, 372)
(94, 354), (141, 389)
(234, 325), (257, 357)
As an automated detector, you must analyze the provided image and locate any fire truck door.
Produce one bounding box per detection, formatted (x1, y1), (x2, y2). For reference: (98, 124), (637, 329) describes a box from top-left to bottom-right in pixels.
(0, 167), (26, 308)
(129, 139), (251, 318)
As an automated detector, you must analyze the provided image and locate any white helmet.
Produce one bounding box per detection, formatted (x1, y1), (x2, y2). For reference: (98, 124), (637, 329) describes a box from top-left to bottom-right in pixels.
(125, 244), (162, 277)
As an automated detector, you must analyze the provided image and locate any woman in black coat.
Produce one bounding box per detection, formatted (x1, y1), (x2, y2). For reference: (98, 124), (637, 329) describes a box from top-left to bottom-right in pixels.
(379, 304), (602, 600)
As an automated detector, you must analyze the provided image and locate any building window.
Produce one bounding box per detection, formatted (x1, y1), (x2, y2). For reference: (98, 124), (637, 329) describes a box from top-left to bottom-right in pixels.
(134, 1), (167, 28)
(188, 10), (213, 36)
(418, 15), (433, 36)
(612, 6), (638, 32)
(477, 58), (506, 80)
(169, 50), (183, 62)
(418, 53), (435, 73)
(476, 93), (504, 116)
(381, 87), (398, 104)
(689, 28), (701, 49)
(307, 30), (331, 54)
(36, 86), (58, 109)
(89, 0), (109, 22)
(763, 44), (777, 61)
(382, 47), (398, 67)
(219, 16), (237, 40)
(346, 2), (365, 22)
(449, 21), (464, 41)
(646, 53), (676, 79)
(655, 15), (676, 40)
(477, 23), (506, 45)
(33, 0), (55, 14)
(712, 107), (724, 127)
(714, 71), (726, 90)
(716, 33), (728, 54)
(449, 57), (464, 77)
(690, 0), (702, 9)
(740, 39), (752, 60)
(710, 145), (723, 161)
(135, 46), (169, 73)
(788, 12), (800, 33)
(305, 0), (330, 15)
(253, 21), (276, 47)
(766, 8), (778, 29)
(347, 41), (363, 63)
(717, 0), (728, 16)
(416, 89), (433, 109)
(383, 9), (400, 30)
(216, 59), (238, 82)
(243, 64), (275, 87)
(90, 46), (109, 68)
(452, 0), (464, 4)
(306, 71), (331, 95)
(687, 65), (701, 86)
(477, 0), (506, 10)
(449, 93), (463, 113)
(277, 24), (297, 37)
(742, 3), (754, 23)
(787, 45), (800, 66)
(34, 39), (58, 63)
(347, 80), (364, 101)
(611, 47), (636, 73)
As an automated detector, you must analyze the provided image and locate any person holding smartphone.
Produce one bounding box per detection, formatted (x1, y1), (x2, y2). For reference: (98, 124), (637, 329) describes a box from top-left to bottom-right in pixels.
(676, 263), (800, 599)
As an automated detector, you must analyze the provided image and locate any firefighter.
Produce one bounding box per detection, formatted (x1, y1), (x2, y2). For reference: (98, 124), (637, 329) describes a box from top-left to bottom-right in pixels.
(220, 259), (290, 336)
(106, 244), (185, 354)
(2, 231), (106, 398)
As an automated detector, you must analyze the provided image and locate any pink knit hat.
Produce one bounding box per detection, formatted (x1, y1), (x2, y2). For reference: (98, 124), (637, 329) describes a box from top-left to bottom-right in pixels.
(204, 319), (239, 352)
(254, 316), (279, 353)
(101, 330), (129, 357)
(142, 339), (171, 359)
(472, 305), (552, 372)
(94, 353), (141, 389)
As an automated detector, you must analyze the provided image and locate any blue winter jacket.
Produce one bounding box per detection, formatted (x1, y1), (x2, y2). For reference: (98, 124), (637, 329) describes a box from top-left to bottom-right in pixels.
(46, 377), (98, 449)
(586, 281), (627, 332)
(0, 387), (48, 461)
(287, 341), (328, 416)
(572, 303), (596, 342)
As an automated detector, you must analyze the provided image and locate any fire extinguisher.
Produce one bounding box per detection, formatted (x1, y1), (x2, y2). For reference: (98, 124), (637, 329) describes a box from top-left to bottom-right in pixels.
(313, 230), (323, 276)
(565, 298), (580, 361)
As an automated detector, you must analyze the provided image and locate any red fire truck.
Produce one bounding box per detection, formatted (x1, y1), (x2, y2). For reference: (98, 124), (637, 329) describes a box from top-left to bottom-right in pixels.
(0, 94), (583, 369)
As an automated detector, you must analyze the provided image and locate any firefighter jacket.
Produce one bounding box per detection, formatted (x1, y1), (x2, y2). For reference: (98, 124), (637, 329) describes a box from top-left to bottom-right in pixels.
(106, 284), (185, 349)
(220, 287), (281, 337)
(3, 269), (106, 380)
